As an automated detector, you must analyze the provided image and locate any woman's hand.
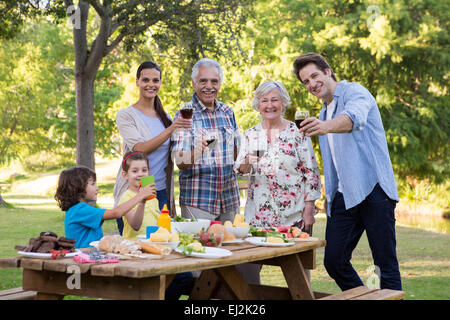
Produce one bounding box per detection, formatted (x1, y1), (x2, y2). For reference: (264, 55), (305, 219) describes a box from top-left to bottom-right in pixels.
(238, 154), (259, 174)
(169, 117), (192, 132)
(301, 201), (315, 233)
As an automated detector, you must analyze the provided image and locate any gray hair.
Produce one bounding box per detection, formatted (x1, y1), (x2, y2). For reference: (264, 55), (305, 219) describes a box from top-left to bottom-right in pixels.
(191, 58), (224, 84)
(252, 81), (292, 112)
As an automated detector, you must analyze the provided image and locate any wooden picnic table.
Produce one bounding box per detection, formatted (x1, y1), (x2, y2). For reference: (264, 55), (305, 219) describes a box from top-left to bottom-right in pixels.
(15, 239), (326, 300)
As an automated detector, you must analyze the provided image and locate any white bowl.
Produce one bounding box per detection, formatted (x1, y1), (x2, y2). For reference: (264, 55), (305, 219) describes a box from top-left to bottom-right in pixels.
(197, 219), (211, 231)
(225, 226), (251, 238)
(171, 220), (206, 234)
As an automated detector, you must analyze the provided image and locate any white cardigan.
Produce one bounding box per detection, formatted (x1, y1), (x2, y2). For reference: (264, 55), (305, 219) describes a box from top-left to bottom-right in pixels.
(113, 105), (177, 215)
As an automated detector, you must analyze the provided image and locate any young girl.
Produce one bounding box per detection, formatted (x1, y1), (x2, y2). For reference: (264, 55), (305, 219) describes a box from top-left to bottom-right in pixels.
(54, 166), (156, 248)
(118, 151), (160, 241)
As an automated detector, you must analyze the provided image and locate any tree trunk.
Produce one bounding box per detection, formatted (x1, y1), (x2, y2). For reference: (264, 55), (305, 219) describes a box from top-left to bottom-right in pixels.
(0, 192), (7, 207)
(75, 75), (96, 170)
(71, 1), (109, 171)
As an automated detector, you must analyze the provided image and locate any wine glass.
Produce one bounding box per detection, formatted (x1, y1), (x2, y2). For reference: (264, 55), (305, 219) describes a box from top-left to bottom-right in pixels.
(248, 135), (267, 176)
(295, 110), (310, 129)
(205, 132), (217, 149)
(180, 102), (193, 119)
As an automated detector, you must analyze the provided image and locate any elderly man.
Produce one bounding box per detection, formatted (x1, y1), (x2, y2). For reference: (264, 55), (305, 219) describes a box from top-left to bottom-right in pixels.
(293, 52), (402, 291)
(172, 58), (241, 222)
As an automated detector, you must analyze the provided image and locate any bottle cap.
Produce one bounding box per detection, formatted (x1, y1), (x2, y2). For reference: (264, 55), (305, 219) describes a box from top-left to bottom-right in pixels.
(161, 204), (169, 214)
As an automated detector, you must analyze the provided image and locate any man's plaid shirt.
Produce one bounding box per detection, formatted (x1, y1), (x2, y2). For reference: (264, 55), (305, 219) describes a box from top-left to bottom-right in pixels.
(172, 94), (241, 216)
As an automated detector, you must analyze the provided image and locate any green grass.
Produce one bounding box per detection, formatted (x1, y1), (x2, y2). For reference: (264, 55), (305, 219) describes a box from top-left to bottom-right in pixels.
(1, 194), (449, 300)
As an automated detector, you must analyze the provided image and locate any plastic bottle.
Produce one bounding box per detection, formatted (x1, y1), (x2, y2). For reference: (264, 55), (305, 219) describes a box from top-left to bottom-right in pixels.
(157, 204), (171, 232)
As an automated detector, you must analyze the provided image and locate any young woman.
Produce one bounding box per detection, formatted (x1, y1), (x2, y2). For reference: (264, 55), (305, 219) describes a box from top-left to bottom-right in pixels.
(113, 61), (191, 234)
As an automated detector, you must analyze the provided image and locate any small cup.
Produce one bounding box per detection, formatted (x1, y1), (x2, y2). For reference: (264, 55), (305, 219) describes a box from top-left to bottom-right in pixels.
(146, 226), (159, 239)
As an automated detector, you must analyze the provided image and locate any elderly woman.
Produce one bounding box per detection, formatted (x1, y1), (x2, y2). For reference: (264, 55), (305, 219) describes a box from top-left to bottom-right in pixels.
(235, 81), (321, 234)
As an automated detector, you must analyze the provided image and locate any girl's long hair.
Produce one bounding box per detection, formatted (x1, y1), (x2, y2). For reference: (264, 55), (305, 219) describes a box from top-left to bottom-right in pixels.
(54, 167), (96, 211)
(136, 61), (172, 128)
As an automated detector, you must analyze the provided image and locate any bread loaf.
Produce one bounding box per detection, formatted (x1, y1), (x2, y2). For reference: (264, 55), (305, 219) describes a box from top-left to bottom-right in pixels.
(207, 224), (225, 235)
(98, 235), (122, 253)
(137, 242), (172, 255)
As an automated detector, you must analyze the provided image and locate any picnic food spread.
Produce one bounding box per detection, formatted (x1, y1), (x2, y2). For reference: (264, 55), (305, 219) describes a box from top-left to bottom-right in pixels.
(15, 231), (76, 258)
(14, 222), (318, 262)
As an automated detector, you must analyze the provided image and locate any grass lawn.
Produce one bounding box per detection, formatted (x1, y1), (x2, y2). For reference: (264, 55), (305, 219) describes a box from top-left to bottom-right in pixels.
(1, 192), (449, 300)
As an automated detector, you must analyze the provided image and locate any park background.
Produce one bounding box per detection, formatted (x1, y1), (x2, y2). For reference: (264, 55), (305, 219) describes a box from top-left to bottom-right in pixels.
(0, 0), (448, 299)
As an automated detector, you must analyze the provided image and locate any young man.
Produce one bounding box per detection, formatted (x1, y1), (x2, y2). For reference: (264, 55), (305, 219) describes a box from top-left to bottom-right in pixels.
(293, 52), (402, 291)
(172, 58), (241, 223)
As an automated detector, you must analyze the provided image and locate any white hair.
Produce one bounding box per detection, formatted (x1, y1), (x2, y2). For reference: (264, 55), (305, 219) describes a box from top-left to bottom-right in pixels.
(191, 58), (224, 84)
(252, 81), (292, 112)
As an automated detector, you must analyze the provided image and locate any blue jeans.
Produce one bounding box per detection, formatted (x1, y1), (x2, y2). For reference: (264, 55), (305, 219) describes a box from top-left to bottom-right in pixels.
(116, 188), (169, 235)
(324, 184), (402, 291)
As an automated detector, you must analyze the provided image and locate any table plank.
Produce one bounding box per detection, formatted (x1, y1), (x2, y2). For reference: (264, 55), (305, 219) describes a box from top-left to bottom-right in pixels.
(22, 268), (165, 300)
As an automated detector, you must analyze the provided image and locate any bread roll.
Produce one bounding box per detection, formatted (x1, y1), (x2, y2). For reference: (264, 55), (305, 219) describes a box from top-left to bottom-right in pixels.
(223, 230), (235, 242)
(207, 224), (225, 235)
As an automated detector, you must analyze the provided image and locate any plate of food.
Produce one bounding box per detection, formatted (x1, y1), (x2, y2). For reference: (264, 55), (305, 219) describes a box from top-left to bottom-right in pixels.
(139, 240), (180, 249)
(222, 239), (244, 245)
(15, 231), (79, 259)
(245, 236), (295, 247)
(174, 245), (232, 259)
(293, 236), (319, 242)
(18, 249), (81, 259)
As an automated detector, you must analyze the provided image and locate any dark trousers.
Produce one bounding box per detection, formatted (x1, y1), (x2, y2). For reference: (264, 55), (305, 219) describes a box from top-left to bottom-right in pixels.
(324, 184), (402, 291)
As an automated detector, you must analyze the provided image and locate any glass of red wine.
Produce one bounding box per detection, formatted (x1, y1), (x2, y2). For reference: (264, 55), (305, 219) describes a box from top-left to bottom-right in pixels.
(205, 131), (217, 149)
(180, 102), (193, 119)
(295, 110), (310, 129)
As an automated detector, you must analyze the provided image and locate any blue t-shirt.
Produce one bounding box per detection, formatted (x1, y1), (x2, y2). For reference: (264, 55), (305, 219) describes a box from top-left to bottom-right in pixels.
(64, 202), (106, 248)
(134, 108), (170, 191)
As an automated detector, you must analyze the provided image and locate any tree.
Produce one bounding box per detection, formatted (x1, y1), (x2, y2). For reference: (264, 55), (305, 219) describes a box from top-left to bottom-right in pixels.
(221, 0), (449, 182)
(1, 0), (253, 170)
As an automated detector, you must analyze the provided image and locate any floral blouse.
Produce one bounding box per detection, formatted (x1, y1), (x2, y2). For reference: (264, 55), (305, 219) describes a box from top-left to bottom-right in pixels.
(234, 122), (321, 228)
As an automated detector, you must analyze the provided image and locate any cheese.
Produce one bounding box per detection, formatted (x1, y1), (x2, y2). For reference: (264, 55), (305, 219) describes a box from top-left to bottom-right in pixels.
(267, 236), (284, 243)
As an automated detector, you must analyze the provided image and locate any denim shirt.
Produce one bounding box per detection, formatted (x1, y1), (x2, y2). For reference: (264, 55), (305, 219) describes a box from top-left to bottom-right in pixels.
(318, 80), (399, 216)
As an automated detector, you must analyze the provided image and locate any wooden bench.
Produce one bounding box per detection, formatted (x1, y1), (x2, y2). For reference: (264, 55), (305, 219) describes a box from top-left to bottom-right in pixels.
(319, 286), (405, 300)
(0, 287), (37, 300)
(0, 257), (37, 300)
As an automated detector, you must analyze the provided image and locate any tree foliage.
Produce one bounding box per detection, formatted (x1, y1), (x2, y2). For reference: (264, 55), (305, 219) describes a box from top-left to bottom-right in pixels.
(0, 0), (448, 186)
(221, 0), (449, 182)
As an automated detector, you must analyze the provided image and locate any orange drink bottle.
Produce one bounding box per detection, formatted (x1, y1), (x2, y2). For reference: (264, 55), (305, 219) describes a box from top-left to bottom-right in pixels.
(157, 204), (171, 232)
